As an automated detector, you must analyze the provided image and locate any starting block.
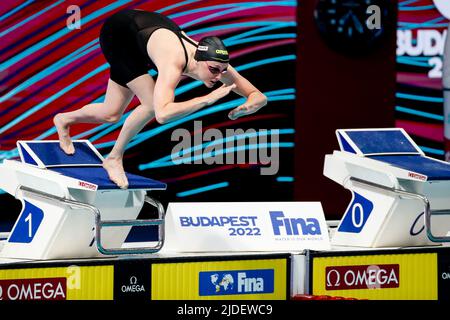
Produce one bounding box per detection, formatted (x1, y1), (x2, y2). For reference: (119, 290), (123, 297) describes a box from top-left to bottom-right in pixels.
(324, 128), (450, 247)
(0, 140), (166, 259)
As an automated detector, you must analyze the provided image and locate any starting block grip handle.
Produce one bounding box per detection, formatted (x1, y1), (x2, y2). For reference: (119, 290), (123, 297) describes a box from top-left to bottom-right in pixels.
(18, 186), (166, 255)
(97, 196), (166, 255)
(349, 177), (450, 243)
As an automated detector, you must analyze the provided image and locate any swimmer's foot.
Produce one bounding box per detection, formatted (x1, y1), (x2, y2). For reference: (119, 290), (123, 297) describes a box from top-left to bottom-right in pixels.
(53, 113), (75, 155)
(103, 157), (129, 189)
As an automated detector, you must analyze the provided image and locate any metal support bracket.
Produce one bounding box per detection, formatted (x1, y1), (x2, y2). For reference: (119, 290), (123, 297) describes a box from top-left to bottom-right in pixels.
(19, 186), (166, 255)
(349, 177), (450, 243)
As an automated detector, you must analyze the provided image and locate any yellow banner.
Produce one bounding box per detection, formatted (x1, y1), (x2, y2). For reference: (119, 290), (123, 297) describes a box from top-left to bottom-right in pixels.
(0, 265), (113, 300)
(312, 253), (437, 300)
(152, 259), (286, 300)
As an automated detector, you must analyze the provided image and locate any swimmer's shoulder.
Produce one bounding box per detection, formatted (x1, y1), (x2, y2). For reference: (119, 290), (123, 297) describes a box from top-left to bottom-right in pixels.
(147, 29), (186, 72)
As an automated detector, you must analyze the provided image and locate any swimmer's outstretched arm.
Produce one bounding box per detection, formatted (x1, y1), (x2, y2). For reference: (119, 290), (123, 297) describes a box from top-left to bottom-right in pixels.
(153, 65), (236, 124)
(220, 65), (267, 120)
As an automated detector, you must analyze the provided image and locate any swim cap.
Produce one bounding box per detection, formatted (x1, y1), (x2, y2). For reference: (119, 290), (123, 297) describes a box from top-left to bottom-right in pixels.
(194, 36), (229, 63)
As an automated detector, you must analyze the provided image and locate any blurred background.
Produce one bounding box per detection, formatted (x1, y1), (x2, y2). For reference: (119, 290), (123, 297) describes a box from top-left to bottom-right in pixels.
(0, 0), (448, 230)
(0, 0), (297, 233)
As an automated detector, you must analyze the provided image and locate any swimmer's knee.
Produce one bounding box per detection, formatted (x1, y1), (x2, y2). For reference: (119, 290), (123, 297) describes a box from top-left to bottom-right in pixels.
(154, 112), (167, 124)
(104, 113), (122, 123)
(137, 105), (157, 123)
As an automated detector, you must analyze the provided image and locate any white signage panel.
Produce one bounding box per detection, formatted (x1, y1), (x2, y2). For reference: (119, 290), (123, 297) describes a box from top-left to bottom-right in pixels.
(161, 202), (330, 253)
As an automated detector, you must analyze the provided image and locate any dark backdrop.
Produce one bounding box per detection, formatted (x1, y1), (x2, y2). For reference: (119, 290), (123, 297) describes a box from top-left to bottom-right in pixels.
(294, 0), (398, 219)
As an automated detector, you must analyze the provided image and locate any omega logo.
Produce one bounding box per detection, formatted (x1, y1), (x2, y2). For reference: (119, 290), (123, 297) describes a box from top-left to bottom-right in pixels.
(121, 276), (145, 293)
(325, 264), (400, 290)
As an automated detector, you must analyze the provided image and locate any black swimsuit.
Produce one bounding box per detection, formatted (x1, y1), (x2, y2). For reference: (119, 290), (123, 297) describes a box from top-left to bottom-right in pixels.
(99, 9), (197, 87)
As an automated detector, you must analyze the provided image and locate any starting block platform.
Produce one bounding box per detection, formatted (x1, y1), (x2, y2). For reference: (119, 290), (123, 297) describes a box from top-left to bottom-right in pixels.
(0, 140), (166, 260)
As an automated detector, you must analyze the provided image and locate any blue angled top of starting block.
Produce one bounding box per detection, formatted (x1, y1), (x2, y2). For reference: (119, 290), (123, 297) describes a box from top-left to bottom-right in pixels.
(369, 155), (450, 181)
(338, 129), (421, 155)
(19, 141), (103, 166)
(18, 140), (166, 190)
(50, 167), (166, 190)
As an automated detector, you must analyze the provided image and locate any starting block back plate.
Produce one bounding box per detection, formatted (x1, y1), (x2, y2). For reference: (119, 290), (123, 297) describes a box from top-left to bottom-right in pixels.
(18, 140), (103, 168)
(337, 128), (423, 156)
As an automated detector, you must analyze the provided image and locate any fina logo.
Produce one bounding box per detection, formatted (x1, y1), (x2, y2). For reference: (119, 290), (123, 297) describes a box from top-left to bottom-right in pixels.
(269, 211), (321, 236)
(211, 273), (234, 293)
(434, 0), (450, 20)
(199, 269), (274, 296)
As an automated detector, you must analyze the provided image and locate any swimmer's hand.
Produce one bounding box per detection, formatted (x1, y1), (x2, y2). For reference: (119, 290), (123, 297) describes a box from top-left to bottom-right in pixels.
(228, 105), (253, 120)
(228, 91), (267, 120)
(206, 83), (236, 106)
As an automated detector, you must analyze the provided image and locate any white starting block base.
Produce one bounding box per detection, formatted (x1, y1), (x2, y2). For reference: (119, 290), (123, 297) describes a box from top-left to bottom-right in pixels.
(0, 187), (146, 260)
(0, 140), (166, 260)
(324, 128), (450, 248)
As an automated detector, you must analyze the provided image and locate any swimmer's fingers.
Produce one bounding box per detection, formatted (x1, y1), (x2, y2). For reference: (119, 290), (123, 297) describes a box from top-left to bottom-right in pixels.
(207, 83), (236, 105)
(228, 104), (254, 120)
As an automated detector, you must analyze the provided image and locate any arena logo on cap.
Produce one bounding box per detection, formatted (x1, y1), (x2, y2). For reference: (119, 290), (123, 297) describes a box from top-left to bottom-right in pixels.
(215, 49), (228, 55)
(197, 45), (208, 51)
(434, 0), (450, 19)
